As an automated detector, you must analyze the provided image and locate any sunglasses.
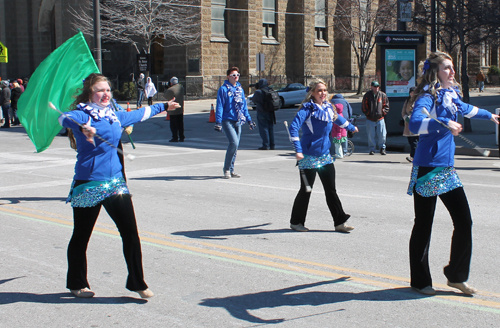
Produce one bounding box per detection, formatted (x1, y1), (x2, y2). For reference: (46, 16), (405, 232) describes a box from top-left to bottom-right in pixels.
(229, 73), (240, 77)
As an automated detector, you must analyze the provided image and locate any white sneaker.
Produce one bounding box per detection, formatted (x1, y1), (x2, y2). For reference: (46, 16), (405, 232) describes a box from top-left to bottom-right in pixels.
(231, 172), (241, 178)
(412, 286), (436, 296)
(335, 223), (354, 233)
(70, 287), (95, 298)
(223, 171), (231, 179)
(290, 223), (309, 232)
(447, 281), (477, 295)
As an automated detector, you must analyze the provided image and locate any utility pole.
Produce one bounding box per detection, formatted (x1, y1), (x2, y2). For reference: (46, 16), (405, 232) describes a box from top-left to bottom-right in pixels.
(93, 0), (102, 72)
(430, 0), (436, 52)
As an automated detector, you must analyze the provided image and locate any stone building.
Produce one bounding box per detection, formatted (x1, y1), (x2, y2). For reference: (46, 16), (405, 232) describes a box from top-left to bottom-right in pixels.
(8, 1), (498, 97)
(3, 0), (379, 97)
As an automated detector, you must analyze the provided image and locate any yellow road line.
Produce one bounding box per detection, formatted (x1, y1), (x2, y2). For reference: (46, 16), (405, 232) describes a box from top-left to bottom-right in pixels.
(2, 204), (500, 312)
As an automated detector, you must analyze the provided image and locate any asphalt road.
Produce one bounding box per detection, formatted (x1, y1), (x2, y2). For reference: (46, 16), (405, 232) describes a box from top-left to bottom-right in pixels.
(2, 102), (500, 327)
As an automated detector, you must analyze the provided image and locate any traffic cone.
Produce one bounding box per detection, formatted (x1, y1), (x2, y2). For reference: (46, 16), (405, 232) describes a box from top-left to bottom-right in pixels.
(208, 104), (215, 123)
(126, 102), (131, 112)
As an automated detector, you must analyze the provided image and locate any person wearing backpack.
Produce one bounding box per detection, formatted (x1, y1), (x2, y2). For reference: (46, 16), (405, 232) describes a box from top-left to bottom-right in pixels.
(252, 78), (278, 150)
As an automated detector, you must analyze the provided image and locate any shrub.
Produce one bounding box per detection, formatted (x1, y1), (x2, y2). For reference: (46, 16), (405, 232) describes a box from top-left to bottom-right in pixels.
(113, 82), (137, 100)
(488, 65), (500, 76)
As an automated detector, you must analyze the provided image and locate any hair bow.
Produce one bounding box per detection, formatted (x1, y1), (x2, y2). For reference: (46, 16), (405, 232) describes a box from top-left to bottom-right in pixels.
(422, 60), (431, 74)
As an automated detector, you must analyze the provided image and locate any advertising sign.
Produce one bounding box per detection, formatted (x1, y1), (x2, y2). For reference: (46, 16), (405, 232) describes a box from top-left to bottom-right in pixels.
(0, 41), (8, 63)
(385, 49), (415, 97)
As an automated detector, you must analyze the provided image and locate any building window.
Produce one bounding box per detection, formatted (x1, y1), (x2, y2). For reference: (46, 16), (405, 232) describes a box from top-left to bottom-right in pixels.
(263, 0), (276, 40)
(315, 0), (327, 45)
(211, 0), (226, 39)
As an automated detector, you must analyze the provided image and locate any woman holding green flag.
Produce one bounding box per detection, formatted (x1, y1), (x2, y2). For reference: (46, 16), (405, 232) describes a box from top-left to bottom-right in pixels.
(60, 73), (179, 298)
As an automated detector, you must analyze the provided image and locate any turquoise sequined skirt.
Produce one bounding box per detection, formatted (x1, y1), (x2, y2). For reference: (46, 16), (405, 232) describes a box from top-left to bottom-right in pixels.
(298, 153), (334, 169)
(67, 177), (130, 208)
(407, 166), (463, 197)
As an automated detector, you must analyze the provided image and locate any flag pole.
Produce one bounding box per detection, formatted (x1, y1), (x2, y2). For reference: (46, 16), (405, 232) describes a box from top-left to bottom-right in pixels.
(93, 0), (102, 72)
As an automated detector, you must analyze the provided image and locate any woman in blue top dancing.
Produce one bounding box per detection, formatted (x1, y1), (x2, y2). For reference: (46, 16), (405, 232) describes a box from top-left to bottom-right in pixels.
(288, 79), (358, 233)
(60, 73), (179, 298)
(408, 52), (499, 296)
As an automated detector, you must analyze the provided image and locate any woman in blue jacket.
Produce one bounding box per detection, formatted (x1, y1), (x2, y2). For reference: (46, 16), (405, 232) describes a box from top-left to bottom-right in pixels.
(214, 67), (256, 179)
(60, 73), (179, 298)
(288, 80), (358, 233)
(407, 52), (499, 296)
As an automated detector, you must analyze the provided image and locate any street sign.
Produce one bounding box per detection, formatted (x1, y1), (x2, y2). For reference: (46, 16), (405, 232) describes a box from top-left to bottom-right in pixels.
(256, 53), (265, 72)
(137, 54), (150, 73)
(0, 41), (8, 63)
(399, 1), (412, 22)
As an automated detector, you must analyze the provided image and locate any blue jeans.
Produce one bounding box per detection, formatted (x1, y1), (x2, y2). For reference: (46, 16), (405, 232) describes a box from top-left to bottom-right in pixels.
(137, 90), (144, 107)
(366, 119), (386, 152)
(257, 111), (275, 149)
(478, 81), (484, 92)
(221, 120), (241, 173)
(2, 104), (11, 127)
(342, 138), (348, 154)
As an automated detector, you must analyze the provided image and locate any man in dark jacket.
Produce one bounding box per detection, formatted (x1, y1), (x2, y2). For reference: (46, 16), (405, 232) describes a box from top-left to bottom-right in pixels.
(331, 93), (353, 154)
(0, 80), (11, 128)
(164, 77), (185, 142)
(252, 78), (275, 150)
(361, 81), (389, 155)
(135, 73), (145, 108)
(10, 81), (23, 125)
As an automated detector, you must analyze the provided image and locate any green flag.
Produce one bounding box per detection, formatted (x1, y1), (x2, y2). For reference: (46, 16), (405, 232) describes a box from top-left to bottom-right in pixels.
(17, 31), (99, 153)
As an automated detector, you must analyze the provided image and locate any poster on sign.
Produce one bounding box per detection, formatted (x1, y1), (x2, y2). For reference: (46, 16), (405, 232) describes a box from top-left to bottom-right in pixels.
(385, 49), (415, 98)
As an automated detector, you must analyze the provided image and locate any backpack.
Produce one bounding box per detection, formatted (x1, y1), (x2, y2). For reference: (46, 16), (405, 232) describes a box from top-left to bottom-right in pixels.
(261, 88), (280, 111)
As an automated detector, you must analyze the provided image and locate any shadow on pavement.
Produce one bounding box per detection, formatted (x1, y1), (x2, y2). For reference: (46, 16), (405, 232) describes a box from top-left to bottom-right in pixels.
(0, 291), (148, 305)
(172, 223), (341, 240)
(0, 277), (26, 285)
(132, 175), (222, 182)
(172, 223), (290, 240)
(0, 197), (67, 204)
(199, 278), (427, 324)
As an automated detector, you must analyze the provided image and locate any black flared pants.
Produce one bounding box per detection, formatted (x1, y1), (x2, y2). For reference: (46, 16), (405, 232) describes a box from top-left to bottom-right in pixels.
(410, 187), (472, 289)
(66, 194), (148, 291)
(290, 163), (349, 227)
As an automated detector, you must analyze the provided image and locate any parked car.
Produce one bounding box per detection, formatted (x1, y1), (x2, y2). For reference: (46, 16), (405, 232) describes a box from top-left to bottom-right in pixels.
(247, 83), (307, 109)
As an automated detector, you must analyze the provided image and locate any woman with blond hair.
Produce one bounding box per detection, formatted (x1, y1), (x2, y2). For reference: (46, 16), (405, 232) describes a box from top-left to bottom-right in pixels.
(407, 52), (499, 296)
(60, 73), (179, 299)
(288, 79), (358, 232)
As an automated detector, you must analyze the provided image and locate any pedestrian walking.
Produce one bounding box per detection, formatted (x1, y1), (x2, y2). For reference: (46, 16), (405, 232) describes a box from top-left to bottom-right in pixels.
(288, 79), (358, 233)
(407, 51), (499, 296)
(330, 94), (353, 155)
(10, 81), (22, 126)
(144, 77), (157, 106)
(0, 80), (11, 128)
(252, 78), (276, 150)
(476, 70), (486, 92)
(165, 77), (185, 142)
(135, 73), (145, 108)
(330, 103), (347, 159)
(401, 86), (418, 162)
(361, 81), (389, 155)
(214, 67), (256, 179)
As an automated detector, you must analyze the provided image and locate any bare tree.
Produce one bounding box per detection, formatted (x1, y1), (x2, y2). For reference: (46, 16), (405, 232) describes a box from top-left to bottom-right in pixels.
(413, 0), (500, 131)
(333, 0), (397, 94)
(70, 0), (201, 54)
